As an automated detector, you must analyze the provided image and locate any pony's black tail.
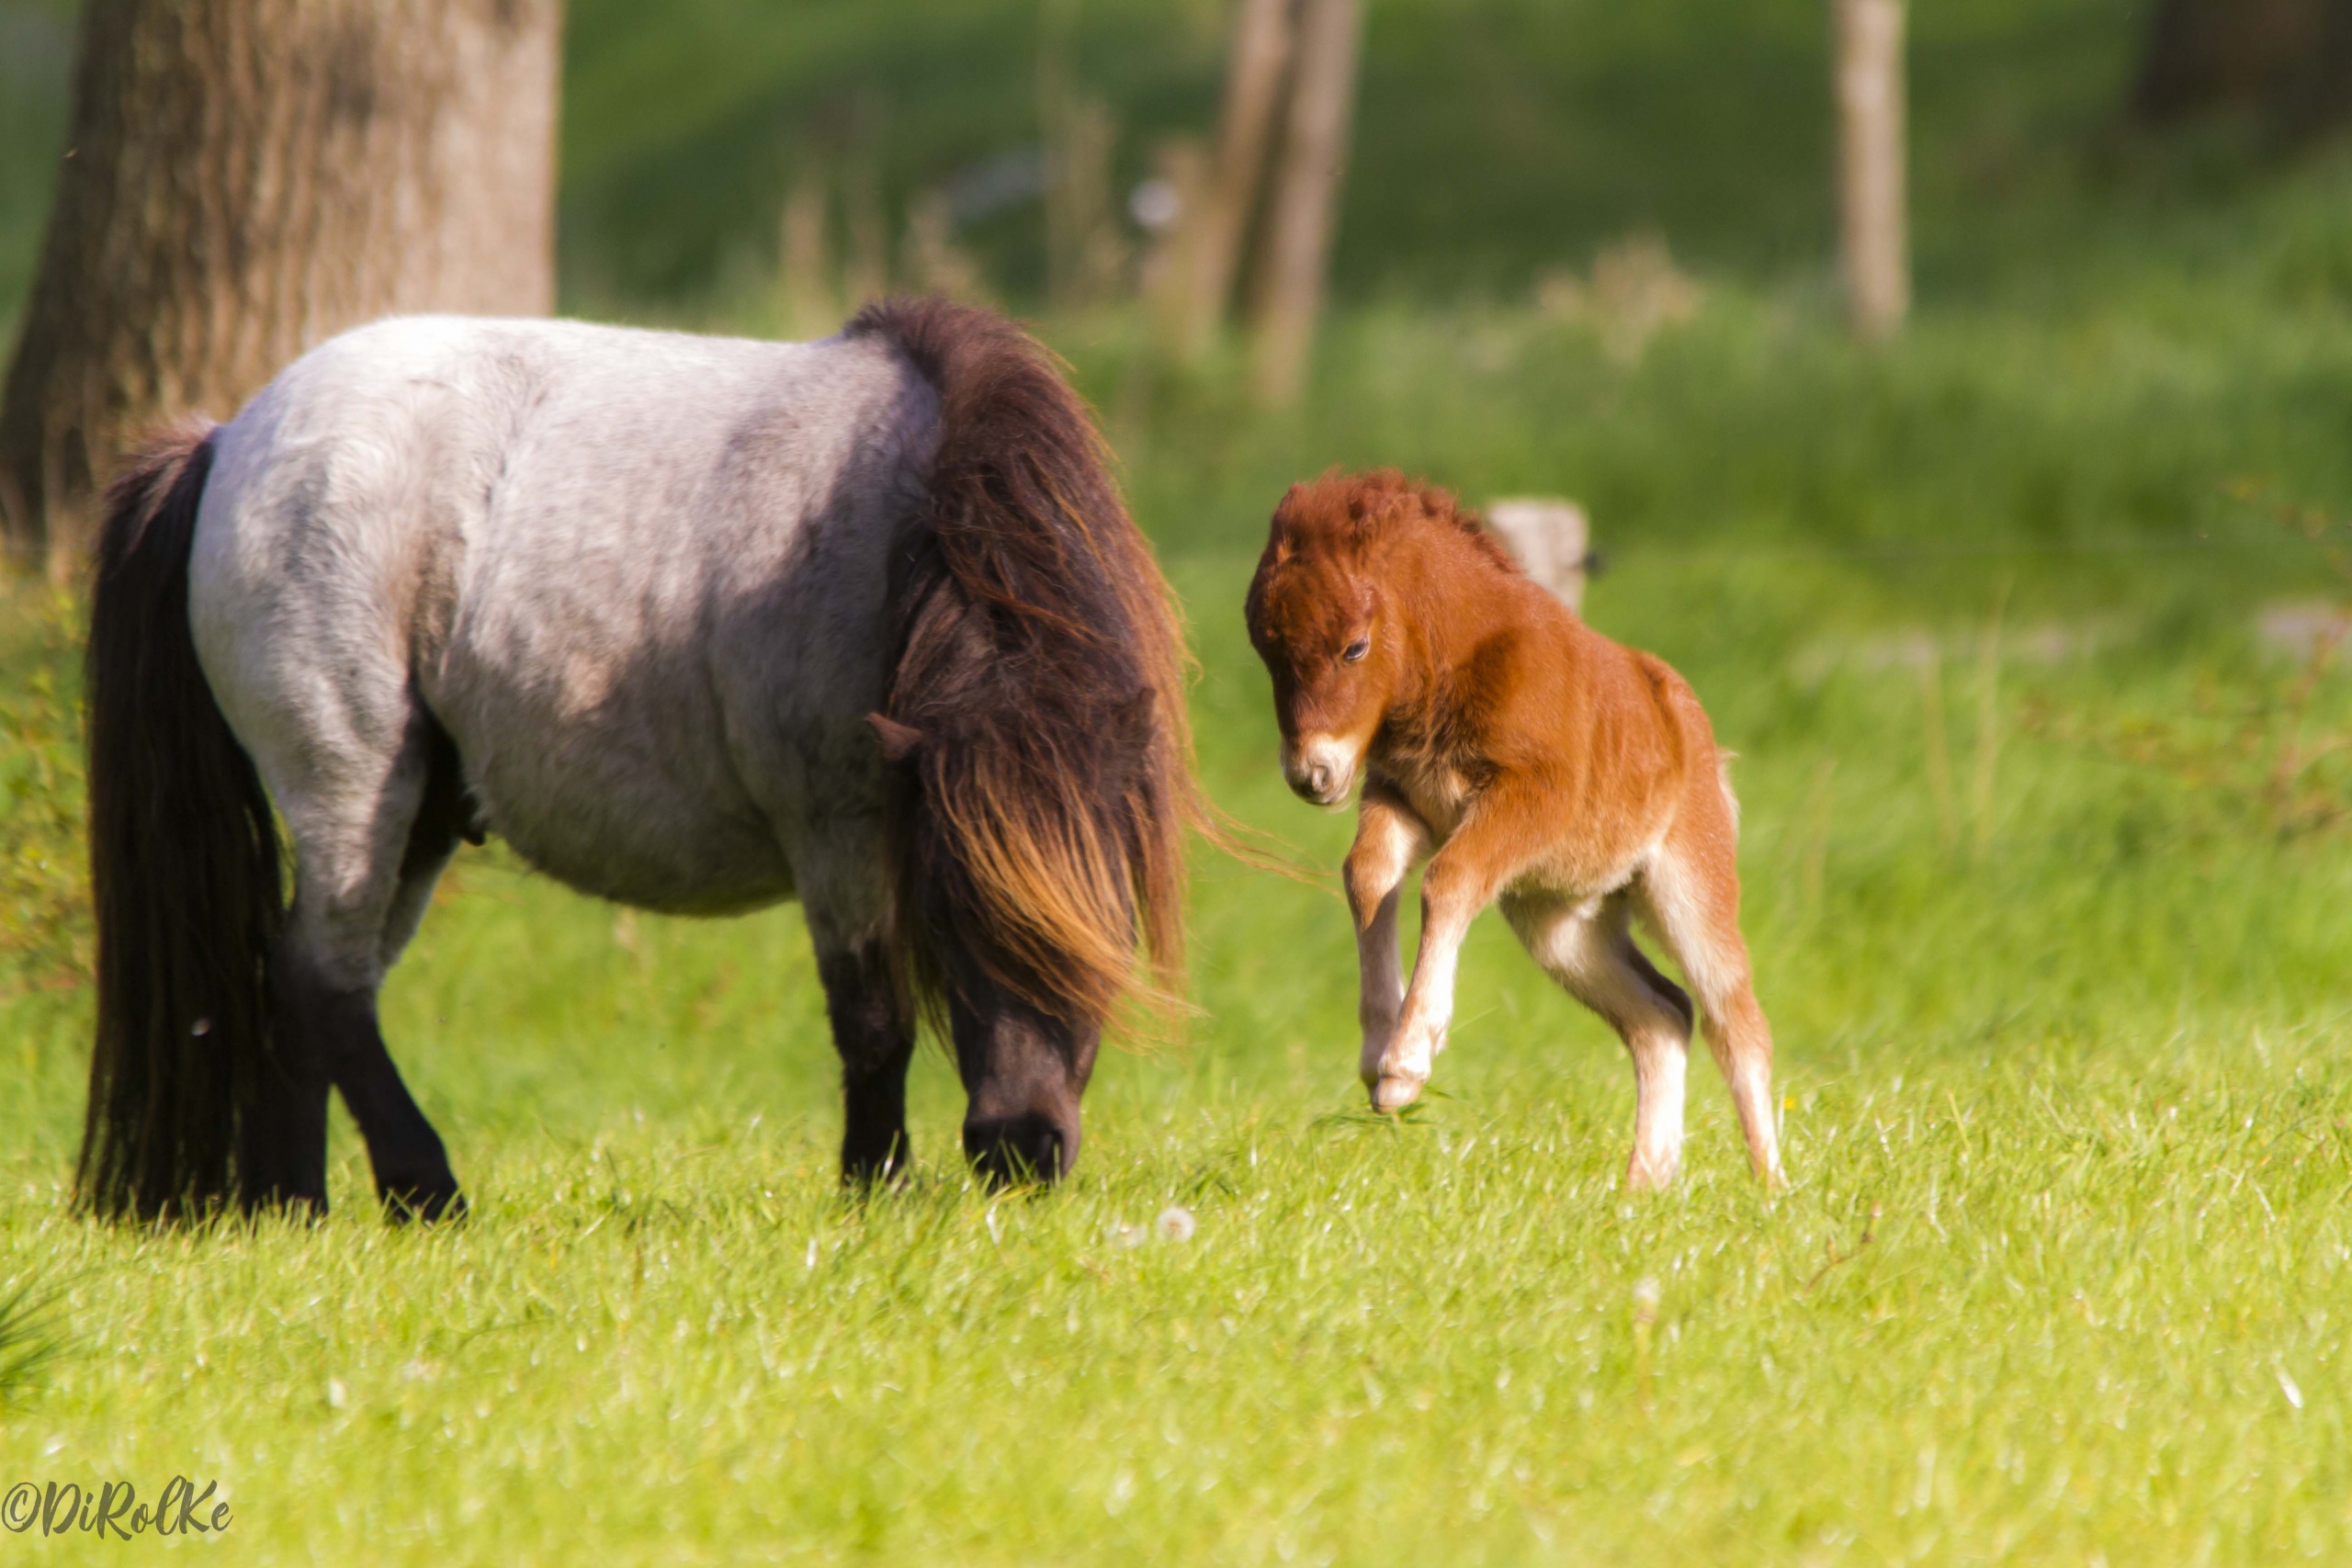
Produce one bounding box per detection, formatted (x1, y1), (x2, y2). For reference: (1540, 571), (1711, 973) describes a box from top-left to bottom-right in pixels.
(849, 298), (1204, 1032)
(79, 421), (286, 1221)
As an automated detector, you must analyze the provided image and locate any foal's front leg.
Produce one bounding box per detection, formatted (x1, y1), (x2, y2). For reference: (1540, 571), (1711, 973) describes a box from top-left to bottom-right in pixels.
(1346, 785), (1431, 1093)
(1372, 792), (1534, 1113)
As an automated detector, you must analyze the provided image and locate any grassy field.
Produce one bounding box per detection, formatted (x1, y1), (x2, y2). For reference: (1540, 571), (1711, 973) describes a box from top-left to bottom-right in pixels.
(2, 403), (2350, 1562)
(6, 0), (2352, 1561)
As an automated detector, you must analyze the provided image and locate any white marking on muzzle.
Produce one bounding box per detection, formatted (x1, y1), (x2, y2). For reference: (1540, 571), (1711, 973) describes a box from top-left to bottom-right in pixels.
(1284, 734), (1363, 807)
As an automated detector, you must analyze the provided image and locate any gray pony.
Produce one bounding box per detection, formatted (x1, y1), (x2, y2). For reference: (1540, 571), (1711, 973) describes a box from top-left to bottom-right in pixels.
(79, 298), (1200, 1220)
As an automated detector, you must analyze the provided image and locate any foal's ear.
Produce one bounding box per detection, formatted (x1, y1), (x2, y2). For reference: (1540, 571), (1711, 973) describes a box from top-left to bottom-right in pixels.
(866, 712), (928, 764)
(1265, 509), (1293, 564)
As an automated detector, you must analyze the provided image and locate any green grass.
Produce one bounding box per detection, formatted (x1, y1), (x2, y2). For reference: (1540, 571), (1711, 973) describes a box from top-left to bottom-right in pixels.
(2, 501), (2349, 1560)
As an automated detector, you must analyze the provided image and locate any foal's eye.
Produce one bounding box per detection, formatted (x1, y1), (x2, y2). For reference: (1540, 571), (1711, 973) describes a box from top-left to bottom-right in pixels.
(1341, 638), (1370, 664)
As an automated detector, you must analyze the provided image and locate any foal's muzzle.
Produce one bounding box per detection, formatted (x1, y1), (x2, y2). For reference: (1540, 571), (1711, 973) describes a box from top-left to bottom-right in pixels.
(1286, 763), (1344, 806)
(1283, 739), (1356, 807)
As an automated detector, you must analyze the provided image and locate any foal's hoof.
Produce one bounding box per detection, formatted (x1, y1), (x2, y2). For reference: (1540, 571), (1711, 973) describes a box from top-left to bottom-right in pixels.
(1623, 1156), (1680, 1194)
(380, 1181), (468, 1224)
(1371, 1074), (1425, 1114)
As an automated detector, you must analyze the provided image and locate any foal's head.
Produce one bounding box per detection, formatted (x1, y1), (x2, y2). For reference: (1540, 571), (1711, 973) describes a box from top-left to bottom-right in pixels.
(1246, 470), (1496, 805)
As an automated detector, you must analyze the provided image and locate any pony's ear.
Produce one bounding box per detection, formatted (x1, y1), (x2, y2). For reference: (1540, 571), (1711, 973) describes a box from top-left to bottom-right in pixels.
(866, 712), (928, 764)
(1106, 687), (1158, 766)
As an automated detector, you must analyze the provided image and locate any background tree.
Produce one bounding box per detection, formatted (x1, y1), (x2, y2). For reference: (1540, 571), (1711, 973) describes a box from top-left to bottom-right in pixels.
(1247, 0), (1362, 406)
(1837, 0), (1907, 342)
(0, 0), (562, 573)
(1178, 0), (1295, 359)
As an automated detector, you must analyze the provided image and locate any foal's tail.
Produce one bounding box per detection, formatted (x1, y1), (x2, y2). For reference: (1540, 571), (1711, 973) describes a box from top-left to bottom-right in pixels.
(79, 422), (287, 1220)
(850, 298), (1204, 1031)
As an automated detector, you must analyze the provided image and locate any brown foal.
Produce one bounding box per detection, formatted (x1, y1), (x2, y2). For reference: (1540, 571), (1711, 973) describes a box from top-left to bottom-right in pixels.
(1245, 470), (1782, 1190)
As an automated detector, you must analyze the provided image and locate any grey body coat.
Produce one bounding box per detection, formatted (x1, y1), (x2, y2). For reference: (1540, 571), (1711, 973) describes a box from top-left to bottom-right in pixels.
(188, 316), (937, 982)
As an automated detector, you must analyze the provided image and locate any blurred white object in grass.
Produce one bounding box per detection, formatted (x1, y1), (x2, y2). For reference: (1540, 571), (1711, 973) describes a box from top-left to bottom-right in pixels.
(2257, 600), (2351, 665)
(1485, 498), (1589, 613)
(2278, 1367), (2304, 1410)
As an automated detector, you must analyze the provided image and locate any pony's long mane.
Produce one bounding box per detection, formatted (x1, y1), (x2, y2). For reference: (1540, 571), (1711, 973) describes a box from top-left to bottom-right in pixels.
(850, 298), (1203, 1031)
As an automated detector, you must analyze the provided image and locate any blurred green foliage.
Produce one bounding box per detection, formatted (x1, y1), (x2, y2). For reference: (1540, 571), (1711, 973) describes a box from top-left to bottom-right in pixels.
(0, 0), (74, 321)
(0, 582), (85, 998)
(0, 0), (2295, 321)
(550, 0), (2165, 306)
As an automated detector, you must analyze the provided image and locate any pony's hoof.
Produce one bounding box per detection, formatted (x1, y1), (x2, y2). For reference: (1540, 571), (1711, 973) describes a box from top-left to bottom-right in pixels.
(840, 1157), (911, 1191)
(238, 1186), (329, 1222)
(1371, 1074), (1424, 1114)
(381, 1182), (468, 1224)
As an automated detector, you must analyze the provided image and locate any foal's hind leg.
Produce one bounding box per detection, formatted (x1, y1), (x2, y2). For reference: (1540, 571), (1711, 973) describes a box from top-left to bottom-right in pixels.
(1634, 789), (1784, 1186)
(1504, 890), (1699, 1190)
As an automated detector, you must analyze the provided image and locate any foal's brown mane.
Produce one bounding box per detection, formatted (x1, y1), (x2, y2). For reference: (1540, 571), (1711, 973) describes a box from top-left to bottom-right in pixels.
(1272, 468), (1521, 577)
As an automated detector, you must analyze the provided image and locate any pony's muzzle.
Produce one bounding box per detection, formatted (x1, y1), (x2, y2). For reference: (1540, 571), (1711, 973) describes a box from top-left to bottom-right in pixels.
(949, 987), (1092, 1188)
(964, 1109), (1080, 1187)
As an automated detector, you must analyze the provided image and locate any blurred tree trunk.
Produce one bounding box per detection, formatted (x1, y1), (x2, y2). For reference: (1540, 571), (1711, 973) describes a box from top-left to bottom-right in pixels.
(0, 0), (561, 574)
(2134, 0), (2352, 138)
(1179, 0), (1295, 357)
(1836, 0), (1908, 342)
(1248, 0), (1361, 408)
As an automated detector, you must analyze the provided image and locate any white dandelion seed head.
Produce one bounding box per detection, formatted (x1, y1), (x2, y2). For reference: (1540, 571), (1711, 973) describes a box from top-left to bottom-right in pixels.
(2278, 1367), (2305, 1410)
(1155, 1205), (1196, 1243)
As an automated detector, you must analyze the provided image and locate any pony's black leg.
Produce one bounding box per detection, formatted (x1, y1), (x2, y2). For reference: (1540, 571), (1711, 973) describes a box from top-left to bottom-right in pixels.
(237, 987), (332, 1215)
(245, 933), (460, 1222)
(322, 724), (470, 1222)
(819, 940), (914, 1184)
(273, 950), (461, 1222)
(325, 1002), (461, 1222)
